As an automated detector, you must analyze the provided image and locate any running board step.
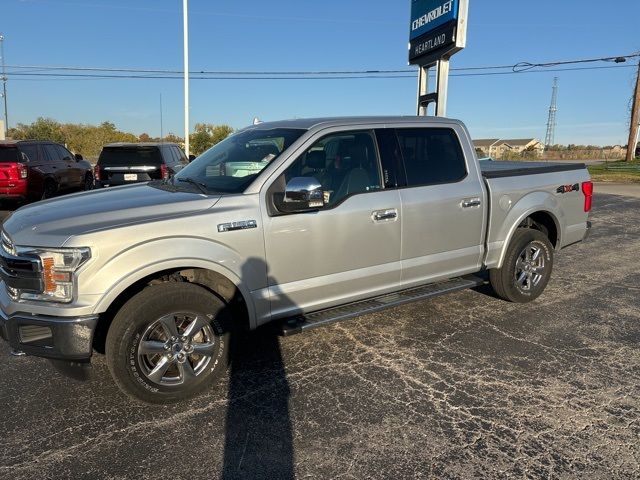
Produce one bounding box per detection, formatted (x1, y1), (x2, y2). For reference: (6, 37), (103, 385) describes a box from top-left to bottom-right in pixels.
(280, 275), (485, 336)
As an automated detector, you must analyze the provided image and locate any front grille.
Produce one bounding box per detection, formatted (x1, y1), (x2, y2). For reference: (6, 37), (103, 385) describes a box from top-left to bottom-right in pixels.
(0, 232), (43, 294)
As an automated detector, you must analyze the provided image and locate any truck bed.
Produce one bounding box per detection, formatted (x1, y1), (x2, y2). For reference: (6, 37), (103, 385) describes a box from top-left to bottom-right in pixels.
(480, 161), (586, 179)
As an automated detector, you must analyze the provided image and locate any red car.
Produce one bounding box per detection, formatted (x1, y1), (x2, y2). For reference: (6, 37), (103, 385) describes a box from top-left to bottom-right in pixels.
(0, 140), (93, 203)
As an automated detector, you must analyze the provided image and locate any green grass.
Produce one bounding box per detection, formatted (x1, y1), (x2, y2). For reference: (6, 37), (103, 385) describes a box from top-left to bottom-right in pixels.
(588, 160), (640, 183)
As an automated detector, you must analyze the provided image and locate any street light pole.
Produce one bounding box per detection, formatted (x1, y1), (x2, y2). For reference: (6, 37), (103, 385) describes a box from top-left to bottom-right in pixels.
(182, 0), (190, 157)
(0, 34), (8, 137)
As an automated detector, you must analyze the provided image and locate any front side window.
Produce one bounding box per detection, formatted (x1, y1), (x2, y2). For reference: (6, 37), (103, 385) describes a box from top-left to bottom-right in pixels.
(396, 128), (467, 186)
(56, 145), (73, 161)
(174, 128), (305, 194)
(280, 130), (382, 208)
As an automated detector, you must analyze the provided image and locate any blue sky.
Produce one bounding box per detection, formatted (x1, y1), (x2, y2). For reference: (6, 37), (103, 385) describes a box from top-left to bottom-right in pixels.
(2, 0), (639, 145)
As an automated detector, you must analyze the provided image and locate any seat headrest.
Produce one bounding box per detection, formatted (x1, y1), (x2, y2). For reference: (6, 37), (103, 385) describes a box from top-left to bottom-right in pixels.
(306, 150), (326, 169)
(348, 145), (369, 167)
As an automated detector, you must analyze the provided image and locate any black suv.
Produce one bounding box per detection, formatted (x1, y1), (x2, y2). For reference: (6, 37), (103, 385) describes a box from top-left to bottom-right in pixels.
(0, 140), (93, 202)
(94, 143), (189, 187)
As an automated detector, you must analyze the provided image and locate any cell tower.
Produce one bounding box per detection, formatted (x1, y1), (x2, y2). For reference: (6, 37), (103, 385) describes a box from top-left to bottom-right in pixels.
(544, 77), (558, 148)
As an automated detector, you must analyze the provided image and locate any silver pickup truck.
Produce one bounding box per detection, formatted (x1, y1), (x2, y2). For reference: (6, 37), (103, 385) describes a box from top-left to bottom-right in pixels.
(0, 117), (592, 403)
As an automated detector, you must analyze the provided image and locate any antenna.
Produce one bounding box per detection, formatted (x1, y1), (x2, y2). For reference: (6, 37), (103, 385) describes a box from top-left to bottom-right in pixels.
(0, 34), (8, 137)
(545, 77), (558, 148)
(159, 93), (164, 143)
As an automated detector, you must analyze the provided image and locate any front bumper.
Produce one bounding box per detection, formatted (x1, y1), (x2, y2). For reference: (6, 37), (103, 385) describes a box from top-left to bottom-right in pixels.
(0, 308), (98, 360)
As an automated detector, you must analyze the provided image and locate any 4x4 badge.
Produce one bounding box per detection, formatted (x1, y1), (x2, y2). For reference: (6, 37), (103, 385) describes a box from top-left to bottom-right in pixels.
(556, 183), (579, 194)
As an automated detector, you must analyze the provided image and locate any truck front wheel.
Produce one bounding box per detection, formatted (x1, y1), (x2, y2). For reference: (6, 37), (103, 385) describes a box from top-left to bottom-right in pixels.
(105, 282), (231, 404)
(489, 228), (554, 303)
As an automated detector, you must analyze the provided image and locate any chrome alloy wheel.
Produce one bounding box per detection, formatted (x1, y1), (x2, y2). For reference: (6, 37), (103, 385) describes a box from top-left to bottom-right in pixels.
(137, 313), (216, 386)
(514, 242), (545, 292)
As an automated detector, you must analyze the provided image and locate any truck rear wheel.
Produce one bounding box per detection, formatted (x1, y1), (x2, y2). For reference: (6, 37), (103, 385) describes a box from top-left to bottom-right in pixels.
(105, 282), (231, 404)
(489, 228), (554, 303)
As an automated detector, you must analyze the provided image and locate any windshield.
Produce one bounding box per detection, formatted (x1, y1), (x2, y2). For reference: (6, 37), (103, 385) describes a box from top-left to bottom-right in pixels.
(174, 128), (305, 194)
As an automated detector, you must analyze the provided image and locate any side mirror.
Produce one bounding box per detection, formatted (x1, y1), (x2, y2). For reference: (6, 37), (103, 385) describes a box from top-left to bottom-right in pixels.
(188, 154), (196, 163)
(283, 177), (325, 212)
(74, 153), (83, 162)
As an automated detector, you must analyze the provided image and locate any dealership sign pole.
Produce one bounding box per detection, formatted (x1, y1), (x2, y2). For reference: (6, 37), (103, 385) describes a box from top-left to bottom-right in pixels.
(409, 0), (469, 117)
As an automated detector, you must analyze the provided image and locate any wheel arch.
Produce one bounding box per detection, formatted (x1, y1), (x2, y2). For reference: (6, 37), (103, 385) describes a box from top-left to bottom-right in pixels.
(92, 263), (256, 354)
(489, 205), (562, 270)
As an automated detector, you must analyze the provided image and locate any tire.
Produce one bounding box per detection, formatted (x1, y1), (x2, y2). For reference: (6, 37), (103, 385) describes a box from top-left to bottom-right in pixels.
(41, 179), (57, 200)
(106, 282), (232, 404)
(83, 173), (94, 191)
(489, 228), (554, 303)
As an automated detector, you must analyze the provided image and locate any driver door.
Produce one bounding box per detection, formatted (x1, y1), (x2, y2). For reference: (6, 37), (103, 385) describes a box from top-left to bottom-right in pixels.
(261, 129), (402, 319)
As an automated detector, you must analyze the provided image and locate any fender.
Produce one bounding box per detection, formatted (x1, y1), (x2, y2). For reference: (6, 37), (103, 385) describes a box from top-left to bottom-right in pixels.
(84, 237), (264, 328)
(485, 190), (563, 270)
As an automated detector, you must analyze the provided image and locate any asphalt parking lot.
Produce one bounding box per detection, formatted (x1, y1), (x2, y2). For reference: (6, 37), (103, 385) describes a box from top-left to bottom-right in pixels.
(0, 192), (638, 480)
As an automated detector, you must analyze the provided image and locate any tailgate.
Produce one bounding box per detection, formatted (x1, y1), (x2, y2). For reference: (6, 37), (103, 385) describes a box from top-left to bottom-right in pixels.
(102, 165), (161, 184)
(98, 146), (163, 184)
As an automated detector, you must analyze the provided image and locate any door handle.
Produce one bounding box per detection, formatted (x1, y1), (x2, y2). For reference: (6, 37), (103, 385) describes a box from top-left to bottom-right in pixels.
(372, 209), (398, 222)
(461, 198), (481, 208)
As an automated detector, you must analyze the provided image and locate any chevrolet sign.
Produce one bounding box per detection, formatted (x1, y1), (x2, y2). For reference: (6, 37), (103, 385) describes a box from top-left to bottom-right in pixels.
(409, 0), (467, 65)
(410, 0), (458, 40)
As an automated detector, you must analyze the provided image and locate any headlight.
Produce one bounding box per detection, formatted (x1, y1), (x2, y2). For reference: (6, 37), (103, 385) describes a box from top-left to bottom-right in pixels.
(16, 247), (91, 303)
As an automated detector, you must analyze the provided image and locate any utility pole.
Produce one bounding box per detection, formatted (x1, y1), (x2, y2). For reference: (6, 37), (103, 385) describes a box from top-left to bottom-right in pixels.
(182, 0), (190, 157)
(626, 60), (640, 162)
(0, 34), (8, 137)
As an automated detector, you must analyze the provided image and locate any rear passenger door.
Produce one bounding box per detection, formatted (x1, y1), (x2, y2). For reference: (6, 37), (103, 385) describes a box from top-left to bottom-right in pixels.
(56, 144), (83, 187)
(42, 144), (67, 185)
(394, 126), (486, 287)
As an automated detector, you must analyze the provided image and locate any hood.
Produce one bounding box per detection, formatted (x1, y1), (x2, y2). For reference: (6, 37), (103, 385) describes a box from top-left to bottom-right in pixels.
(3, 183), (220, 247)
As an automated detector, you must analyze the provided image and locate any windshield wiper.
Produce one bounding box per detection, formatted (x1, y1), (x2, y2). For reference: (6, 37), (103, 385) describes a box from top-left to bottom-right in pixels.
(177, 177), (209, 194)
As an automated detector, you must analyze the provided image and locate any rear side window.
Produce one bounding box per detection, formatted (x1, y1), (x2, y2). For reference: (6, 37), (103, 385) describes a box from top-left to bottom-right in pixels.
(396, 128), (467, 186)
(0, 147), (20, 163)
(19, 144), (39, 162)
(173, 146), (188, 164)
(99, 147), (163, 166)
(162, 146), (176, 165)
(43, 144), (61, 162)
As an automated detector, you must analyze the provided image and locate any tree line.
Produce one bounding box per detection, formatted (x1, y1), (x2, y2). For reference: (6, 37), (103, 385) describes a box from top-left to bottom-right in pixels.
(8, 118), (233, 159)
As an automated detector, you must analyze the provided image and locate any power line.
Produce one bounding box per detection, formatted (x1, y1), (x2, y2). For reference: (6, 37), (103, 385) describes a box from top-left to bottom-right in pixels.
(4, 52), (640, 77)
(2, 64), (635, 81)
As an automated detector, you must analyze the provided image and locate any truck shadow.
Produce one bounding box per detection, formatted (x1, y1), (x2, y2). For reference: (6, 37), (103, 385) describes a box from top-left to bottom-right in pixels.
(221, 257), (294, 480)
